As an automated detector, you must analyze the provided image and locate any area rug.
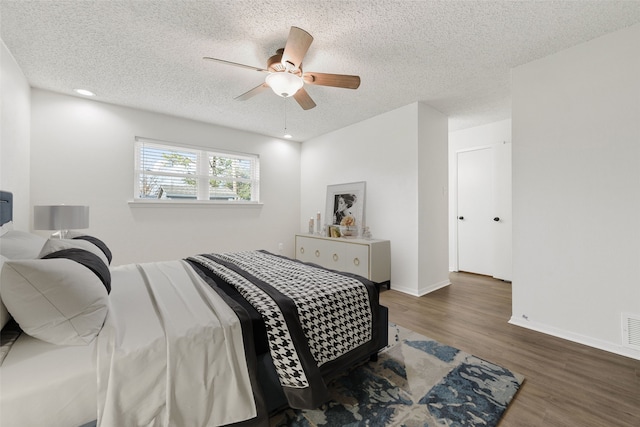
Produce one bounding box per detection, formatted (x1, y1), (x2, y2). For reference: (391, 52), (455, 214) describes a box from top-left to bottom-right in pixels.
(270, 323), (524, 426)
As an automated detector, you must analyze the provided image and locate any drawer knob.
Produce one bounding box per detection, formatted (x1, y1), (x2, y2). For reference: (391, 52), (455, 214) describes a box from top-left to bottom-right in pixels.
(299, 247), (305, 254)
(353, 257), (360, 266)
(315, 250), (320, 257)
(333, 253), (339, 262)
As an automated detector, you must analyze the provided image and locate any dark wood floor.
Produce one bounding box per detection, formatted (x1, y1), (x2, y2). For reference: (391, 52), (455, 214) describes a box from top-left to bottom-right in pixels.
(379, 272), (640, 427)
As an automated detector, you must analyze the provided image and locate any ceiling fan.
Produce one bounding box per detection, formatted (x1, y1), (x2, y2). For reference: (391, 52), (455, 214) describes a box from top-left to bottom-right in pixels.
(203, 26), (360, 110)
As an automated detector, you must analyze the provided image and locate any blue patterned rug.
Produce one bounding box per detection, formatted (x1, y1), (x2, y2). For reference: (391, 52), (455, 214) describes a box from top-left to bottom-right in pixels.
(270, 323), (524, 426)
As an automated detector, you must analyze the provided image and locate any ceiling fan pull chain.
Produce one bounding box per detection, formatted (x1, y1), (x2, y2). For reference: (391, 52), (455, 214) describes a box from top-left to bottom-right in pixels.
(283, 97), (292, 139)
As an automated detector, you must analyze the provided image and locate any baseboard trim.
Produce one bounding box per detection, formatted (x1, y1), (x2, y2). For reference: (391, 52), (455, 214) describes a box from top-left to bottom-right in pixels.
(387, 283), (422, 296)
(508, 316), (640, 361)
(386, 280), (449, 297)
(418, 279), (451, 296)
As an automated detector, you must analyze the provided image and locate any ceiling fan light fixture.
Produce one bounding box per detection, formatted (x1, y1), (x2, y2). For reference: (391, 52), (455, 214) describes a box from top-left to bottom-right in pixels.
(205, 26), (358, 110)
(266, 72), (303, 98)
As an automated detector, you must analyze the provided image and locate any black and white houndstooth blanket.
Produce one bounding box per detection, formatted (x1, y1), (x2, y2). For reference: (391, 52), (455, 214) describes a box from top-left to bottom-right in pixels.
(187, 250), (379, 409)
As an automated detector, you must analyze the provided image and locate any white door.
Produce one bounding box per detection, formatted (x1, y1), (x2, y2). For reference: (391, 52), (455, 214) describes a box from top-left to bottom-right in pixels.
(493, 143), (512, 281)
(457, 148), (493, 275)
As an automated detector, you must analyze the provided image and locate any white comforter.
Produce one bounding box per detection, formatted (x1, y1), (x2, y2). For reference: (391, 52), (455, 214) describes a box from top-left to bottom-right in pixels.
(96, 260), (256, 427)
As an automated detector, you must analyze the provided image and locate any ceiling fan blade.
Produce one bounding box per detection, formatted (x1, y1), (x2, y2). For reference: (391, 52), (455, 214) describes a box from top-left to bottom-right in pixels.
(303, 72), (361, 89)
(235, 83), (269, 101)
(203, 57), (268, 73)
(293, 87), (316, 110)
(281, 27), (313, 71)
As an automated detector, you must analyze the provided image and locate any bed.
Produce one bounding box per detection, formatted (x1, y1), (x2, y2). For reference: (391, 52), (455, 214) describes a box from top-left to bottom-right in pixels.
(0, 191), (388, 427)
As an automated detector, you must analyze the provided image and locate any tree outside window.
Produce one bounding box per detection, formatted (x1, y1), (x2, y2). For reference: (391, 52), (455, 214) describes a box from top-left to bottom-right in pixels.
(134, 138), (259, 202)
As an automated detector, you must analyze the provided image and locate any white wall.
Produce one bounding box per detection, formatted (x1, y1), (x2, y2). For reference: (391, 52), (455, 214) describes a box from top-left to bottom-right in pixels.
(300, 102), (448, 296)
(449, 119), (512, 280)
(0, 40), (31, 229)
(511, 24), (640, 359)
(418, 104), (450, 293)
(30, 90), (301, 265)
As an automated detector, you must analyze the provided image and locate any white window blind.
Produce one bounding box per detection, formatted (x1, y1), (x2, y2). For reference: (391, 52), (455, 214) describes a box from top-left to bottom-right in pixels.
(134, 137), (260, 202)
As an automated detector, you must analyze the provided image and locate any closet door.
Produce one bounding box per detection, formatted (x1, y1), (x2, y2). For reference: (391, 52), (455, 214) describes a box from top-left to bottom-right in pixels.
(493, 142), (512, 281)
(457, 148), (494, 276)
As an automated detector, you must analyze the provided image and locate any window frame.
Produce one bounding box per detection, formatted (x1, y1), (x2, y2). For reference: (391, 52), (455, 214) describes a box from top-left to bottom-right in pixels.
(132, 137), (261, 205)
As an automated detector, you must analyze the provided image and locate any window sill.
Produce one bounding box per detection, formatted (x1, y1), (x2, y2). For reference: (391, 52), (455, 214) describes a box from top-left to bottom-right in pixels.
(128, 200), (263, 208)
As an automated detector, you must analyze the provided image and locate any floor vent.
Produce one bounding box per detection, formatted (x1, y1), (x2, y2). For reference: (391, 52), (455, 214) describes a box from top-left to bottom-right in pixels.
(622, 313), (640, 350)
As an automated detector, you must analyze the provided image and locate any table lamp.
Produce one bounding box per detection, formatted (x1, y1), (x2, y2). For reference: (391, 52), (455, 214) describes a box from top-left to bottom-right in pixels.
(34, 205), (89, 239)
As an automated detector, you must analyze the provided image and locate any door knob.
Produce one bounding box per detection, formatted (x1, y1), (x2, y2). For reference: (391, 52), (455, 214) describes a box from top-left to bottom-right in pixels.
(494, 217), (500, 222)
(458, 216), (464, 220)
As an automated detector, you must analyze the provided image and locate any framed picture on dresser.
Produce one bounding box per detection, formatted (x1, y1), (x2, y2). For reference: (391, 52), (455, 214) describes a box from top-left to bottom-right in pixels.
(326, 181), (365, 231)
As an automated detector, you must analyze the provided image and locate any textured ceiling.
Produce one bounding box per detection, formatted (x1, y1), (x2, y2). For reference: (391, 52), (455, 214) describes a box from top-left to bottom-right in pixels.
(2, 1), (640, 141)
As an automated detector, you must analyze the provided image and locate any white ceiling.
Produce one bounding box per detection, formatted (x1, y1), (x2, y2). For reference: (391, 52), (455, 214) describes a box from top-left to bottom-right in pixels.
(2, 1), (639, 141)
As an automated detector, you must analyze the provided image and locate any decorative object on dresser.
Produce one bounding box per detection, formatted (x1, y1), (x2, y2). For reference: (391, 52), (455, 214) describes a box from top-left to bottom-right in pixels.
(295, 233), (390, 289)
(33, 205), (89, 239)
(326, 181), (365, 237)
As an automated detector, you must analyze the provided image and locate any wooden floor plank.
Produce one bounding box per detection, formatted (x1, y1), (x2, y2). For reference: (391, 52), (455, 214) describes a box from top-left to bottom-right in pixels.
(379, 272), (640, 426)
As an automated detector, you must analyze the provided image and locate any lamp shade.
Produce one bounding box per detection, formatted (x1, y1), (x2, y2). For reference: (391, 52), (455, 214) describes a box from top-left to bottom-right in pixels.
(266, 72), (303, 97)
(34, 205), (90, 231)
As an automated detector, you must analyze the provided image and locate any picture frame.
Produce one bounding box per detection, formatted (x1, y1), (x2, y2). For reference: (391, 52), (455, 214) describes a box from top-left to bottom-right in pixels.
(328, 225), (341, 238)
(325, 181), (366, 236)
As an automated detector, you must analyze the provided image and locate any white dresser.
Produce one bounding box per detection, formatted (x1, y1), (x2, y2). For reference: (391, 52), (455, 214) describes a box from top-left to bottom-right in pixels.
(294, 234), (391, 287)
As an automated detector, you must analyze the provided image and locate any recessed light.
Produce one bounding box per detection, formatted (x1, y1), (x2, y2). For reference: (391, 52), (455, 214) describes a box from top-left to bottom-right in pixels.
(74, 89), (95, 97)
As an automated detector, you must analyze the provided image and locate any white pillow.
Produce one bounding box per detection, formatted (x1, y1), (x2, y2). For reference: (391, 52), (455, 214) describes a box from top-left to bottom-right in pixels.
(0, 221), (13, 237)
(0, 258), (109, 345)
(0, 230), (46, 259)
(39, 238), (109, 266)
(0, 255), (10, 330)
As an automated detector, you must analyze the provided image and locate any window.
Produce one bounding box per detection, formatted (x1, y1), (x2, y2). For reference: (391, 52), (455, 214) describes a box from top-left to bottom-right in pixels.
(134, 137), (260, 202)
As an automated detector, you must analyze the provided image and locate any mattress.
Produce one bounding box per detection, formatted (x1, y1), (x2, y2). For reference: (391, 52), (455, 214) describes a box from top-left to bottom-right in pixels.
(1, 261), (257, 427)
(0, 333), (97, 427)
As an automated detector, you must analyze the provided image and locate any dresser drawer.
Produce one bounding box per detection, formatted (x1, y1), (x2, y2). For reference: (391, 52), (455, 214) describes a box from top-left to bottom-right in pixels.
(295, 234), (390, 286)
